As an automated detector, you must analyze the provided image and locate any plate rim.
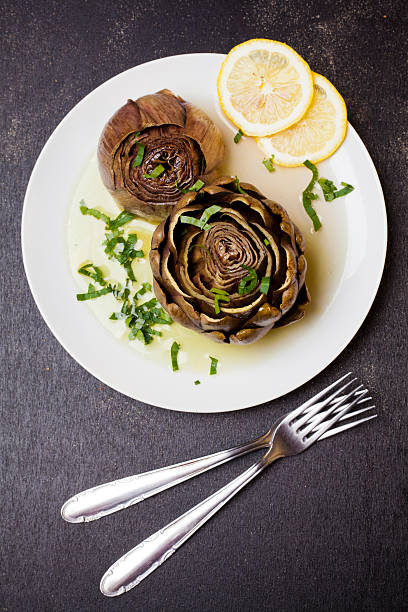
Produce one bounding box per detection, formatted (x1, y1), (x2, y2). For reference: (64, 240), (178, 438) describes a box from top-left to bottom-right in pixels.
(21, 52), (387, 413)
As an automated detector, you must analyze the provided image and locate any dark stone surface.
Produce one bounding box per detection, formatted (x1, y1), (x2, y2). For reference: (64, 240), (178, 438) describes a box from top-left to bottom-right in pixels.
(1, 0), (407, 610)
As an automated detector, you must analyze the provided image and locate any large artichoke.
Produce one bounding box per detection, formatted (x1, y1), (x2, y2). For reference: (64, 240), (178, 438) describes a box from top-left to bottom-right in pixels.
(150, 177), (310, 345)
(97, 89), (225, 221)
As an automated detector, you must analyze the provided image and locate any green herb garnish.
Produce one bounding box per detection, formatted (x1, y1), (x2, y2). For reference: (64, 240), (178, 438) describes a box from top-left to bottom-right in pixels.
(143, 164), (165, 179)
(264, 238), (270, 246)
(78, 263), (106, 286)
(234, 176), (247, 195)
(189, 179), (205, 192)
(262, 155), (275, 172)
(332, 181), (354, 198)
(76, 283), (112, 302)
(317, 177), (337, 201)
(180, 205), (221, 232)
(210, 288), (230, 314)
(194, 380), (201, 385)
(110, 287), (172, 344)
(234, 129), (244, 144)
(109, 210), (136, 231)
(209, 356), (218, 375)
(238, 265), (258, 295)
(260, 276), (270, 295)
(171, 341), (180, 371)
(131, 143), (145, 168)
(303, 160), (322, 231)
(80, 201), (111, 227)
(317, 178), (354, 201)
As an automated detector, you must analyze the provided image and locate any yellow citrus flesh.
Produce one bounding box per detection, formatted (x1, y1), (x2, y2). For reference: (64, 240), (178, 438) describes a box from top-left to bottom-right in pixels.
(257, 73), (347, 166)
(217, 39), (313, 137)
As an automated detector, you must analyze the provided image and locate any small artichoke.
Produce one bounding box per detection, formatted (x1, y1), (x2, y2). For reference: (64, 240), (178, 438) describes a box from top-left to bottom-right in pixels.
(97, 89), (225, 221)
(150, 177), (310, 345)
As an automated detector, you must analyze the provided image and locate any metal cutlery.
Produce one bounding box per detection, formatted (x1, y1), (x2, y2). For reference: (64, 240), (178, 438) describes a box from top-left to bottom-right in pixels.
(61, 374), (373, 525)
(60, 373), (376, 597)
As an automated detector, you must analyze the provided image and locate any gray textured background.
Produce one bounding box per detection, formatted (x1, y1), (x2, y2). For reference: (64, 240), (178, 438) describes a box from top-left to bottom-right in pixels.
(1, 0), (407, 610)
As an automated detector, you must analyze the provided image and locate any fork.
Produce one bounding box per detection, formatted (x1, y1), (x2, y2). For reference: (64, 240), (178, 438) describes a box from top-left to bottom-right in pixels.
(97, 375), (376, 597)
(61, 374), (372, 525)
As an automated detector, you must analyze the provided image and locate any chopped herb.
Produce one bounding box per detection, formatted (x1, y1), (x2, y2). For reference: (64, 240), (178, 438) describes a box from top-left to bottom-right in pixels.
(264, 238), (270, 246)
(234, 129), (244, 144)
(171, 341), (180, 371)
(109, 210), (136, 230)
(317, 177), (337, 201)
(131, 143), (145, 168)
(76, 283), (112, 301)
(179, 215), (202, 229)
(180, 205), (221, 232)
(209, 356), (218, 375)
(189, 179), (205, 192)
(210, 288), (230, 314)
(110, 283), (172, 344)
(260, 276), (270, 294)
(303, 160), (322, 231)
(238, 265), (258, 295)
(143, 164), (165, 179)
(80, 201), (135, 231)
(333, 181), (354, 198)
(194, 380), (201, 385)
(199, 205), (222, 229)
(234, 176), (247, 194)
(78, 263), (106, 286)
(80, 201), (111, 227)
(262, 155), (275, 172)
(210, 288), (229, 296)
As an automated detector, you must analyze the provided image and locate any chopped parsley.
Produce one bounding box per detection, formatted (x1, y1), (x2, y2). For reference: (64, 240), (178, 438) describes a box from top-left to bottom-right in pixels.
(209, 356), (218, 375)
(189, 179), (205, 191)
(180, 205), (221, 232)
(318, 178), (354, 200)
(262, 155), (275, 172)
(171, 341), (180, 371)
(303, 160), (322, 231)
(131, 143), (145, 168)
(234, 176), (247, 195)
(143, 164), (165, 179)
(260, 276), (270, 295)
(76, 283), (112, 301)
(234, 129), (244, 144)
(78, 263), (106, 286)
(194, 380), (201, 385)
(210, 288), (230, 314)
(238, 265), (258, 295)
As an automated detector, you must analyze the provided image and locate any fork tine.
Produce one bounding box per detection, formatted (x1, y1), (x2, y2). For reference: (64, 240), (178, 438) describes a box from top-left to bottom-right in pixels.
(306, 390), (369, 444)
(284, 373), (353, 422)
(307, 396), (372, 425)
(294, 380), (359, 429)
(311, 405), (375, 433)
(318, 414), (377, 440)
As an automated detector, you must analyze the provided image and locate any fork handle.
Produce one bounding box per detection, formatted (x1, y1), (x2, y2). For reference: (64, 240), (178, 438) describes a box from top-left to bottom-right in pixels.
(61, 432), (269, 523)
(100, 455), (269, 597)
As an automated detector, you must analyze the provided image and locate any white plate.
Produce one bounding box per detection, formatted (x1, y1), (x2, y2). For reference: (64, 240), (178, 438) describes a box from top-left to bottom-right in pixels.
(22, 53), (387, 413)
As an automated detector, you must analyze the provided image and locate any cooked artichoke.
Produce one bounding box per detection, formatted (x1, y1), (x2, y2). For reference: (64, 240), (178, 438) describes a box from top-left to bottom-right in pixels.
(97, 89), (225, 221)
(150, 177), (310, 345)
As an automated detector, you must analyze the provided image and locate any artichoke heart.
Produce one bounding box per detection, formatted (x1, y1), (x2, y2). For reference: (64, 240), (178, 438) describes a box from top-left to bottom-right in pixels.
(97, 89), (225, 221)
(150, 177), (310, 345)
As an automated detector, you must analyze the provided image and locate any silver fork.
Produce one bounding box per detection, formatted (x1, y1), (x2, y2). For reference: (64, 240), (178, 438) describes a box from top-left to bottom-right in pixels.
(99, 375), (376, 597)
(61, 374), (373, 525)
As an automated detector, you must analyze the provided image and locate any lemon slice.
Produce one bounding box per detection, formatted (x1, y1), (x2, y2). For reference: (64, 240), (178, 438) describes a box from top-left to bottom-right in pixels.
(257, 73), (347, 166)
(217, 39), (313, 137)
